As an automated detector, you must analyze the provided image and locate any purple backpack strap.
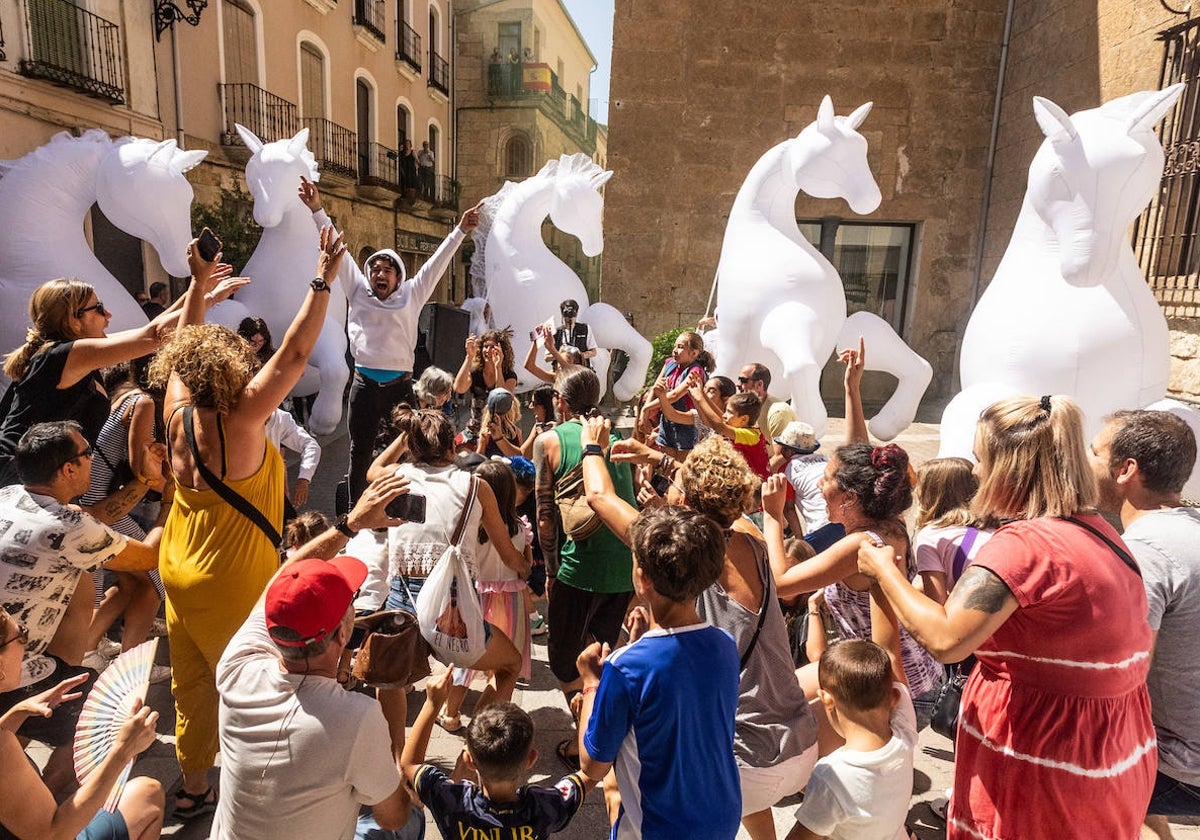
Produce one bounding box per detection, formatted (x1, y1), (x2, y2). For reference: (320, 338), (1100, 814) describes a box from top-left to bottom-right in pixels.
(951, 527), (979, 582)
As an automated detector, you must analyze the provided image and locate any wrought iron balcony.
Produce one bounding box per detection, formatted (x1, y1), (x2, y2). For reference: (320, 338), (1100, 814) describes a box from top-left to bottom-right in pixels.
(396, 19), (421, 72)
(353, 0), (386, 43)
(219, 83), (299, 145)
(429, 49), (449, 96)
(485, 62), (600, 154)
(302, 117), (357, 178)
(19, 0), (125, 104)
(360, 142), (401, 190)
(431, 175), (459, 212)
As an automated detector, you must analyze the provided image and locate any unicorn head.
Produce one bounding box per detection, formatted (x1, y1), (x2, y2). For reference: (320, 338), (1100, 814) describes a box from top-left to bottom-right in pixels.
(95, 138), (207, 277)
(789, 95), (881, 216)
(1027, 85), (1184, 284)
(236, 124), (319, 228)
(544, 153), (613, 257)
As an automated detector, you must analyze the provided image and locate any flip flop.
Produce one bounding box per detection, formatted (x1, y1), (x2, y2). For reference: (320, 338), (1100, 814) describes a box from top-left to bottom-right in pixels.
(436, 714), (464, 734)
(556, 737), (581, 773)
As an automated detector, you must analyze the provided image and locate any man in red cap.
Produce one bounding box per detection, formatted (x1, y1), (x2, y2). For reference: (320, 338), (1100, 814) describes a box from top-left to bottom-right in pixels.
(210, 473), (415, 839)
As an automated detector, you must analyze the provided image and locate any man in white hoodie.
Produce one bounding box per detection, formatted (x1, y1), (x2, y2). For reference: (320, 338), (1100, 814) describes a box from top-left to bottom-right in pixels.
(299, 177), (481, 501)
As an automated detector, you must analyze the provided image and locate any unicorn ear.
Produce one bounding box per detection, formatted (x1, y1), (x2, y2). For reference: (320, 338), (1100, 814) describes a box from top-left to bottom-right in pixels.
(590, 169), (614, 189)
(235, 123), (265, 154)
(1127, 83), (1185, 134)
(287, 127), (311, 156)
(846, 102), (873, 130)
(149, 139), (178, 167)
(816, 95), (836, 133)
(1033, 96), (1078, 147)
(173, 149), (208, 173)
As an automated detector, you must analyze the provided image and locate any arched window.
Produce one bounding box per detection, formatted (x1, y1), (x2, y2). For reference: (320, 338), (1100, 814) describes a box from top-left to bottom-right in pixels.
(222, 0), (258, 85)
(397, 105), (410, 149)
(505, 135), (531, 178)
(299, 42), (325, 118)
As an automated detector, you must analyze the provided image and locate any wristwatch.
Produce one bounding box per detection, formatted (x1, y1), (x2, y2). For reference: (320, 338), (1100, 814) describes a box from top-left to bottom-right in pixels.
(310, 277), (331, 293)
(335, 513), (358, 539)
(582, 444), (605, 459)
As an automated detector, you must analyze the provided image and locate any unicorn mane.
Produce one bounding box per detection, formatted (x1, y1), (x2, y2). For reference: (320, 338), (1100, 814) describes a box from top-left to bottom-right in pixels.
(469, 180), (521, 299)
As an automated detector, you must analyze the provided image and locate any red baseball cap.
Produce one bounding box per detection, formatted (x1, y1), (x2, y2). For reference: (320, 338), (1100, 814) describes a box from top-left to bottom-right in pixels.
(265, 557), (368, 647)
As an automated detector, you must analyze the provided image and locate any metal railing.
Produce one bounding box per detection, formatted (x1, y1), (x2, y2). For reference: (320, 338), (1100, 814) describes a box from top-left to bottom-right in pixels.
(431, 175), (459, 211)
(396, 19), (421, 72)
(19, 0), (124, 103)
(219, 83), (299, 145)
(429, 48), (449, 95)
(353, 0), (386, 42)
(486, 62), (599, 152)
(360, 141), (400, 190)
(302, 117), (357, 178)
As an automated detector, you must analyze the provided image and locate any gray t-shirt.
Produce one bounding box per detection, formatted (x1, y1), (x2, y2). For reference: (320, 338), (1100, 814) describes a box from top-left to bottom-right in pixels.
(696, 536), (818, 768)
(1123, 506), (1200, 785)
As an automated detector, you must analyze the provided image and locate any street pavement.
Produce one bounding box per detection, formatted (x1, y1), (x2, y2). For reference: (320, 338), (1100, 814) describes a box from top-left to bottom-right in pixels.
(32, 405), (1200, 839)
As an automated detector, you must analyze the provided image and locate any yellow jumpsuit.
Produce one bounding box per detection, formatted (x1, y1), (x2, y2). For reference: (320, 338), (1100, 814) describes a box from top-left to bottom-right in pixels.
(159, 427), (283, 775)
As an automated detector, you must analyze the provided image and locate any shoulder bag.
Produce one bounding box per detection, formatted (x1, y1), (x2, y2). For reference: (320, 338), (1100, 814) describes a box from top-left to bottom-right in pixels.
(350, 607), (432, 688)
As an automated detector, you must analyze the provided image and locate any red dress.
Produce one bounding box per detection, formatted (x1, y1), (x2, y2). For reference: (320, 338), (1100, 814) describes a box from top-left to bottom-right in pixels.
(949, 515), (1155, 840)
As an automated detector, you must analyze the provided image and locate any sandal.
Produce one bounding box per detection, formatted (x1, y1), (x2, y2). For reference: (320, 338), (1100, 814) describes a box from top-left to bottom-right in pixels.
(436, 714), (464, 734)
(174, 786), (217, 820)
(555, 737), (581, 773)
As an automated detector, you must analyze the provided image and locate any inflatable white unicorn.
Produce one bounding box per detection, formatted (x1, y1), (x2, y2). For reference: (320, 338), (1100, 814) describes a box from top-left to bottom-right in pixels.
(472, 153), (652, 400)
(937, 85), (1200, 497)
(0, 130), (205, 364)
(207, 125), (350, 436)
(714, 96), (933, 440)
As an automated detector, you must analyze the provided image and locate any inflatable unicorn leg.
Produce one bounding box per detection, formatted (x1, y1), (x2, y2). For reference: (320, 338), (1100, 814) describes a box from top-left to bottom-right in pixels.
(1142, 397), (1200, 500)
(592, 349), (611, 400)
(305, 322), (351, 436)
(836, 312), (933, 441)
(936, 381), (1025, 460)
(585, 303), (653, 402)
(760, 302), (830, 438)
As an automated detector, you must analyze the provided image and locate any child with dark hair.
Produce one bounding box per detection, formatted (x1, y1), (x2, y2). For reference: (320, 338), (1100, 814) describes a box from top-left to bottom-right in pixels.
(403, 671), (588, 840)
(576, 505), (742, 840)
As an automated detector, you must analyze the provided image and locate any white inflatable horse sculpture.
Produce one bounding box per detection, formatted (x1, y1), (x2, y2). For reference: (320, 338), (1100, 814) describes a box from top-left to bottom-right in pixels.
(937, 85), (1200, 496)
(207, 125), (350, 436)
(715, 96), (933, 440)
(473, 153), (652, 400)
(0, 130), (205, 365)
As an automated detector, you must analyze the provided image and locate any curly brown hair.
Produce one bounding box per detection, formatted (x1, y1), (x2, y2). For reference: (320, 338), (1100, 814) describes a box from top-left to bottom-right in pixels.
(678, 436), (761, 528)
(471, 329), (515, 373)
(147, 324), (260, 414)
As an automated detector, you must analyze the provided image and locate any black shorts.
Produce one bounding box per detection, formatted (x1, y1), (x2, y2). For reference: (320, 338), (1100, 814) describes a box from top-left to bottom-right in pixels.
(546, 581), (633, 684)
(0, 655), (98, 747)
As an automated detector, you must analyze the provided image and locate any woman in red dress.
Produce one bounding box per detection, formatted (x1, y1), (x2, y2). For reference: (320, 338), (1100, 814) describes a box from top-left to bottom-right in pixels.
(858, 395), (1155, 839)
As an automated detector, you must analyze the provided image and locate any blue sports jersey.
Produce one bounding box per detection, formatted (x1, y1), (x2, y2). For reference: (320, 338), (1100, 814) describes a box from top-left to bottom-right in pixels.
(583, 622), (742, 840)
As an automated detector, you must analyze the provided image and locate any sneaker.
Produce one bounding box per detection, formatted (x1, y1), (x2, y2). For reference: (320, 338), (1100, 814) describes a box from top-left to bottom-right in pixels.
(148, 664), (172, 685)
(81, 649), (110, 672)
(149, 618), (168, 638)
(530, 611), (548, 636)
(96, 637), (123, 659)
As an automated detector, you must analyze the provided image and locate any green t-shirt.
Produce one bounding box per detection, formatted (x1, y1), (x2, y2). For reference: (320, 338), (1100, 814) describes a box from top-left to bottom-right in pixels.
(554, 420), (636, 594)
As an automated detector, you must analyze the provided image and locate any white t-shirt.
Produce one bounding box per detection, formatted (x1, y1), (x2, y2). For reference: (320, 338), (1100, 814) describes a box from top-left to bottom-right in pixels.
(785, 453), (830, 533)
(795, 683), (916, 839)
(212, 606), (400, 840)
(0, 485), (127, 686)
(912, 525), (992, 592)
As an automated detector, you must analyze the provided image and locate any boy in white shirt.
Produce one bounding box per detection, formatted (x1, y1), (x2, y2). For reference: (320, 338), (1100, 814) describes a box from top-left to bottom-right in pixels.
(789, 638), (916, 840)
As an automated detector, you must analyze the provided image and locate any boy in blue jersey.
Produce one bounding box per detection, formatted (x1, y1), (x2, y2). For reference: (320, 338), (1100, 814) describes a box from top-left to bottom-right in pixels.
(576, 505), (742, 840)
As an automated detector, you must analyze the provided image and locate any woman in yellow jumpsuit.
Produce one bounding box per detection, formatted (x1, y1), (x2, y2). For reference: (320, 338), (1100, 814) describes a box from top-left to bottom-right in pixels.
(148, 226), (346, 818)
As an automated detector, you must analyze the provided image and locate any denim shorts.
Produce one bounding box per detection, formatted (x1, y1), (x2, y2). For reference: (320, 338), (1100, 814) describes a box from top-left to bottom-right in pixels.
(657, 418), (697, 452)
(79, 807), (129, 840)
(1148, 769), (1200, 817)
(386, 576), (493, 645)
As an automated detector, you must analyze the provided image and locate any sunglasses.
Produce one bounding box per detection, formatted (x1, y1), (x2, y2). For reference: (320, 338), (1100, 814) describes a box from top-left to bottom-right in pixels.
(75, 301), (106, 317)
(737, 376), (757, 384)
(0, 620), (28, 650)
(61, 443), (93, 470)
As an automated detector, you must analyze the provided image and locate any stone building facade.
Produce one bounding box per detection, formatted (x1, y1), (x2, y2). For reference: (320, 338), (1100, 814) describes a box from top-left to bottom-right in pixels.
(604, 0), (1200, 404)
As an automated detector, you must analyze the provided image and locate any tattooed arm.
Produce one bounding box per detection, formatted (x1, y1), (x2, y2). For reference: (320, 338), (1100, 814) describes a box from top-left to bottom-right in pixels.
(858, 544), (1018, 663)
(532, 430), (561, 579)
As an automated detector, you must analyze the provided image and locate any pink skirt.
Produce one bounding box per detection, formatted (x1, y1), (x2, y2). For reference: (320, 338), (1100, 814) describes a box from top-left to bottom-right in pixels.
(454, 583), (532, 685)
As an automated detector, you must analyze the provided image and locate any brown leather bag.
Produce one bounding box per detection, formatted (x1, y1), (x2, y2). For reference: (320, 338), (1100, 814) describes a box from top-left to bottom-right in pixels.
(350, 609), (431, 687)
(553, 461), (603, 542)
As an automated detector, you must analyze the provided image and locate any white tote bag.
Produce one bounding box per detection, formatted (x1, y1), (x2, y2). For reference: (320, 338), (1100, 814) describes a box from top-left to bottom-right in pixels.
(415, 476), (487, 667)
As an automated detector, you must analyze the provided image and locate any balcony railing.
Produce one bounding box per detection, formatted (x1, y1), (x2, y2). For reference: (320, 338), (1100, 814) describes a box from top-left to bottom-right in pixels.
(360, 141), (401, 190)
(353, 0), (386, 43)
(396, 19), (421, 72)
(219, 83), (299, 145)
(303, 117), (357, 178)
(486, 62), (600, 153)
(19, 0), (124, 104)
(429, 49), (449, 95)
(431, 175), (459, 211)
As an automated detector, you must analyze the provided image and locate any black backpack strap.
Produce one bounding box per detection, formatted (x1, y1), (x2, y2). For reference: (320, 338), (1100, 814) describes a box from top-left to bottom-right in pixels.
(738, 535), (772, 671)
(1061, 516), (1141, 578)
(183, 405), (281, 546)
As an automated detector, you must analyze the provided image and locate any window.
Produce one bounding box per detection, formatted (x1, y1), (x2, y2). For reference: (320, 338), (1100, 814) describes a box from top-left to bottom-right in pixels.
(222, 0), (258, 85)
(505, 135), (531, 178)
(397, 105), (410, 149)
(498, 22), (521, 63)
(428, 124), (439, 173)
(798, 220), (917, 333)
(299, 42), (325, 118)
(357, 78), (373, 177)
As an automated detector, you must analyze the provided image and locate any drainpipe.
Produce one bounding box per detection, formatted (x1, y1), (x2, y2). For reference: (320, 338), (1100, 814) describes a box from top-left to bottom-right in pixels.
(969, 0), (1015, 305)
(171, 25), (185, 146)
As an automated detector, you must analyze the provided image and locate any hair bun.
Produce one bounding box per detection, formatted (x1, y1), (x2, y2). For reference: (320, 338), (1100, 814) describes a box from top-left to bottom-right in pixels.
(870, 443), (908, 473)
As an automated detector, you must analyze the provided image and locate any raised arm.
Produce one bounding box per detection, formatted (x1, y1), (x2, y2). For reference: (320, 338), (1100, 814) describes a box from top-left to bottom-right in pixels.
(532, 430), (561, 578)
(453, 335), (477, 395)
(367, 433), (408, 484)
(653, 379), (695, 426)
(522, 333), (556, 384)
(841, 336), (868, 445)
(690, 382), (737, 439)
(772, 531), (871, 600)
(579, 417), (638, 545)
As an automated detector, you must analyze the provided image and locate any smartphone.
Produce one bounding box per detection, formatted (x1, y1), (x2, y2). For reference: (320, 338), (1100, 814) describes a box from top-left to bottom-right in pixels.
(196, 227), (222, 262)
(649, 472), (671, 496)
(385, 492), (427, 524)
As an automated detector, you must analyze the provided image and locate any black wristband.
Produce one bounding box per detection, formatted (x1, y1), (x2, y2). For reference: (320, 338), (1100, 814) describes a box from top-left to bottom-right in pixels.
(335, 514), (358, 539)
(582, 444), (605, 459)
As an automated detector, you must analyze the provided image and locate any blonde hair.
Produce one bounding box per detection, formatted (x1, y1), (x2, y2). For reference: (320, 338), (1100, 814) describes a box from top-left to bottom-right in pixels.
(971, 395), (1097, 527)
(679, 436), (761, 528)
(480, 394), (522, 441)
(147, 324), (260, 414)
(4, 278), (95, 381)
(915, 457), (979, 529)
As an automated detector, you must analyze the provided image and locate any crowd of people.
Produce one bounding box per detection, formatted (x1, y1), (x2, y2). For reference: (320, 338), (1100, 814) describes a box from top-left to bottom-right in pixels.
(0, 174), (1196, 840)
